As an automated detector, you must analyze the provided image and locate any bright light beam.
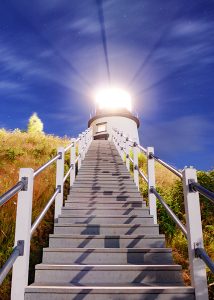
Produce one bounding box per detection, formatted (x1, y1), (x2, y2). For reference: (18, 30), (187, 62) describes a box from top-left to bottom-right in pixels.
(95, 87), (132, 111)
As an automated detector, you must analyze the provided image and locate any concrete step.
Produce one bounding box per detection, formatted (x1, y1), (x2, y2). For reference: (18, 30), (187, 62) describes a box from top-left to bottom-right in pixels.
(75, 175), (132, 180)
(65, 199), (144, 204)
(77, 172), (131, 175)
(79, 169), (128, 172)
(64, 201), (145, 208)
(70, 187), (139, 193)
(49, 234), (166, 248)
(25, 285), (195, 300)
(42, 248), (173, 265)
(54, 224), (159, 235)
(61, 207), (150, 217)
(34, 264), (183, 285)
(72, 182), (136, 187)
(57, 216), (154, 225)
(68, 193), (141, 199)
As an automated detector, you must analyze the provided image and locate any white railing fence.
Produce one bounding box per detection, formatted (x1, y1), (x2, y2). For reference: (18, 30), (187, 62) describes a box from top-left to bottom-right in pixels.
(112, 128), (214, 300)
(0, 128), (93, 300)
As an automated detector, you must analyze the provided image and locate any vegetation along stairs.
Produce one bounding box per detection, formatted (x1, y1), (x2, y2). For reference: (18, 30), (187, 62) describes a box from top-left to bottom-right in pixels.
(25, 140), (195, 299)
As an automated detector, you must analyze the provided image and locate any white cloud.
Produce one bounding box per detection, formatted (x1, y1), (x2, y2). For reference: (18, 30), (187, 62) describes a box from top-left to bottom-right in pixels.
(171, 20), (212, 37)
(141, 115), (213, 156)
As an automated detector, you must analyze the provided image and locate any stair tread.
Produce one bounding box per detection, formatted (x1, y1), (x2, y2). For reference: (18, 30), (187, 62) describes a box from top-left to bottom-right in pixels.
(35, 264), (182, 270)
(26, 283), (194, 291)
(43, 248), (172, 253)
(49, 234), (165, 238)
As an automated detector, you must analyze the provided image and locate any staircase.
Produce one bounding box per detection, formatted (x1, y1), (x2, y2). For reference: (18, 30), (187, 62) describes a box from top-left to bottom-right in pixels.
(25, 140), (195, 299)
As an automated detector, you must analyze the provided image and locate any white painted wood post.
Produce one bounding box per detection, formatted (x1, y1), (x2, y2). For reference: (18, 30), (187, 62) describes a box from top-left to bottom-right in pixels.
(81, 133), (86, 161)
(182, 167), (208, 300)
(55, 147), (65, 220)
(70, 138), (76, 187)
(11, 168), (34, 300)
(125, 137), (130, 171)
(113, 130), (117, 148)
(119, 132), (124, 159)
(115, 130), (119, 153)
(147, 147), (157, 224)
(133, 142), (139, 190)
(78, 134), (82, 169)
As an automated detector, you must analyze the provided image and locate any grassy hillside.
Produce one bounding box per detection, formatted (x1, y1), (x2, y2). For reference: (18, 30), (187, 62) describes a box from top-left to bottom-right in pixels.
(137, 152), (214, 298)
(0, 129), (70, 300)
(0, 131), (213, 299)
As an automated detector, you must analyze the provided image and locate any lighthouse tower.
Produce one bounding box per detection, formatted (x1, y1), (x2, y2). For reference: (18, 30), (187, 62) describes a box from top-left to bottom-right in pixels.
(88, 87), (140, 143)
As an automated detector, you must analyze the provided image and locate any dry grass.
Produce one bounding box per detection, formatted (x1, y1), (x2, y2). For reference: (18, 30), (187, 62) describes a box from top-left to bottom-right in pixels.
(0, 129), (70, 300)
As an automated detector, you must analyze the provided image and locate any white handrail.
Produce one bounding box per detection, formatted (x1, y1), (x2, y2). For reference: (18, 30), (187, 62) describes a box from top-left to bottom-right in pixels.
(0, 127), (93, 299)
(112, 127), (211, 300)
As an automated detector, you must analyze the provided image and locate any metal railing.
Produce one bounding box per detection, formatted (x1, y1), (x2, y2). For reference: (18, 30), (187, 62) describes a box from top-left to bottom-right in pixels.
(112, 128), (213, 300)
(0, 128), (93, 299)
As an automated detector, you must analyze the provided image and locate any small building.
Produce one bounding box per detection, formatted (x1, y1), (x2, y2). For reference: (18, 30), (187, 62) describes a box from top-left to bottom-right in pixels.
(88, 106), (140, 143)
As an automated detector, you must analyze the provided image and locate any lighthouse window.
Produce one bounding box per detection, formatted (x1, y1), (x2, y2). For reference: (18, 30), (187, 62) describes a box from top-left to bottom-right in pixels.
(96, 122), (107, 133)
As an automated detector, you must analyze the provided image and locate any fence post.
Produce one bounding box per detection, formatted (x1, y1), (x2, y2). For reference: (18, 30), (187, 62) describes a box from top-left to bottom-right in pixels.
(147, 147), (157, 224)
(78, 134), (82, 170)
(182, 167), (208, 300)
(133, 142), (139, 190)
(125, 137), (130, 171)
(119, 132), (124, 159)
(55, 147), (65, 220)
(11, 168), (34, 300)
(70, 138), (76, 187)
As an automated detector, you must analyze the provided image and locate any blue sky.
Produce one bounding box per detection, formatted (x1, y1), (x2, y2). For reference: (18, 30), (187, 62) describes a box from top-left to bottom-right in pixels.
(0, 0), (213, 170)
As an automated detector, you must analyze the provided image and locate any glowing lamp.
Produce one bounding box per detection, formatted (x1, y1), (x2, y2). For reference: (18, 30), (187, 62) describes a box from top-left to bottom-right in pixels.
(89, 86), (140, 142)
(95, 87), (132, 112)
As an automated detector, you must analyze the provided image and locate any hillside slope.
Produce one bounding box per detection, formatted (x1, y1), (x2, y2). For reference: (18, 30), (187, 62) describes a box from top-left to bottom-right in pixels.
(0, 130), (70, 300)
(0, 130), (213, 299)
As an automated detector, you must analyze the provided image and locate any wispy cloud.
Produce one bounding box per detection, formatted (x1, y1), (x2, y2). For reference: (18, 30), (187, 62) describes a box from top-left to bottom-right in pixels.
(142, 115), (213, 158)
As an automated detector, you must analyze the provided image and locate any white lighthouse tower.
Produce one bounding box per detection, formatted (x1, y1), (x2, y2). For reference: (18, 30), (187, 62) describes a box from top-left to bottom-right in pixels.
(88, 87), (140, 143)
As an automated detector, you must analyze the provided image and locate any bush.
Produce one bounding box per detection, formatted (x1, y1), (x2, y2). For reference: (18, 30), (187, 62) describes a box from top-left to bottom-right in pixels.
(27, 113), (44, 134)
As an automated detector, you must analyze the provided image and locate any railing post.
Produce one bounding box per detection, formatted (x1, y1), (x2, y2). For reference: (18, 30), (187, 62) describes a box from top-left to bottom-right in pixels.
(125, 137), (130, 171)
(55, 147), (65, 220)
(70, 139), (76, 187)
(133, 142), (139, 190)
(11, 168), (34, 300)
(182, 167), (208, 300)
(147, 147), (157, 224)
(119, 132), (124, 159)
(81, 133), (85, 161)
(78, 134), (82, 169)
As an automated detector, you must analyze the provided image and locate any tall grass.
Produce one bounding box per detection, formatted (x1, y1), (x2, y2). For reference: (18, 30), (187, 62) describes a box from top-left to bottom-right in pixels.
(0, 129), (70, 300)
(137, 152), (214, 298)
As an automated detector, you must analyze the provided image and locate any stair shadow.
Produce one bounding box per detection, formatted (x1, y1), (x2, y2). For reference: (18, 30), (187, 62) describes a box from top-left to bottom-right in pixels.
(104, 236), (120, 248)
(125, 224), (141, 235)
(74, 249), (95, 264)
(78, 236), (96, 248)
(69, 266), (94, 286)
(73, 290), (93, 300)
(81, 225), (100, 235)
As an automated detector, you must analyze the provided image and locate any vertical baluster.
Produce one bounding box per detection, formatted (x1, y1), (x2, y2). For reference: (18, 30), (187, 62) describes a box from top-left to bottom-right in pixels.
(133, 142), (139, 190)
(119, 132), (124, 159)
(78, 134), (82, 169)
(55, 147), (65, 220)
(82, 132), (86, 161)
(147, 147), (157, 224)
(70, 138), (76, 187)
(125, 137), (130, 171)
(182, 167), (208, 300)
(116, 130), (120, 153)
(11, 168), (34, 300)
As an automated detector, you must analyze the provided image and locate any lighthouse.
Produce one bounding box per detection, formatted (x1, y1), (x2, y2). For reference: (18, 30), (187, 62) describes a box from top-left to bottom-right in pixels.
(88, 87), (140, 143)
